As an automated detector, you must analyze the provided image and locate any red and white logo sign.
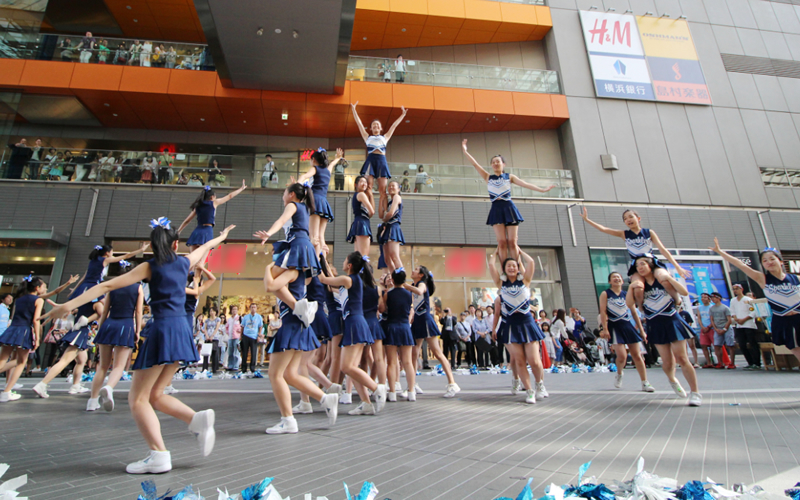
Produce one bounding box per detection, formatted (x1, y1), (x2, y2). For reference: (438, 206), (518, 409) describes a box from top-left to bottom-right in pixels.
(580, 11), (645, 56)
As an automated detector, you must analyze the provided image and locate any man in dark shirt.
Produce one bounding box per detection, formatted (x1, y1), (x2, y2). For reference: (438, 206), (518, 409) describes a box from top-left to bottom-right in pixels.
(439, 309), (457, 369)
(78, 32), (96, 63)
(5, 139), (32, 179)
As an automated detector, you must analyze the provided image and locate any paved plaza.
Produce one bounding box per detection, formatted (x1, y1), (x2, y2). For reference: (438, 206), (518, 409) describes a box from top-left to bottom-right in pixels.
(2, 367), (799, 499)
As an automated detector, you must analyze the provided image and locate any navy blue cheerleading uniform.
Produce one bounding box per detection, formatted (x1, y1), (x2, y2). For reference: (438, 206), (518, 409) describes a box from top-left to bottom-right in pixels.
(376, 224), (387, 269)
(500, 279), (545, 344)
(0, 294), (39, 350)
(272, 201), (321, 277)
(360, 135), (391, 179)
(363, 283), (384, 341)
(604, 288), (642, 345)
(94, 283), (140, 348)
(72, 256), (108, 297)
(186, 199), (215, 246)
(184, 274), (198, 333)
(347, 192), (373, 243)
(312, 165), (334, 221)
(379, 195), (405, 245)
(642, 279), (694, 345)
(624, 228), (666, 276)
(763, 272), (800, 349)
(61, 298), (102, 351)
(133, 256), (199, 369)
(384, 287), (414, 346)
(308, 276), (331, 342)
(340, 273), (373, 347)
(486, 173), (523, 226)
(410, 281), (440, 339)
(325, 286), (343, 336)
(270, 274), (321, 353)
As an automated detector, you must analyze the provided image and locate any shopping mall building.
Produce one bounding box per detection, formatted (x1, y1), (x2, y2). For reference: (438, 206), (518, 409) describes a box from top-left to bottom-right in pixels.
(1, 0), (800, 321)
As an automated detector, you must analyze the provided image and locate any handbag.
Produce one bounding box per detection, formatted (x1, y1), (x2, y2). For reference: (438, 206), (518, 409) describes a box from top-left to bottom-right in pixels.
(141, 169), (153, 182)
(215, 174), (227, 183)
(200, 342), (213, 357)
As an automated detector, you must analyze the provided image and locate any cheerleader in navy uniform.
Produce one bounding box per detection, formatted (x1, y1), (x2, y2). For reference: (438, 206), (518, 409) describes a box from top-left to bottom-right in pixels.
(488, 251), (548, 404)
(323, 260), (346, 399)
(405, 267), (460, 398)
(599, 271), (654, 393)
(71, 243), (148, 299)
(711, 238), (800, 366)
(85, 260), (144, 412)
(581, 207), (689, 307)
(351, 102), (408, 213)
(491, 294), (521, 395)
(628, 256), (701, 407)
(379, 180), (405, 273)
(379, 269), (417, 402)
(319, 252), (388, 416)
(43, 218), (237, 474)
(462, 139), (555, 263)
(347, 175), (375, 258)
(254, 183), (321, 328)
(177, 180), (247, 251)
(296, 148), (345, 255)
(362, 265), (387, 394)
(185, 265), (216, 334)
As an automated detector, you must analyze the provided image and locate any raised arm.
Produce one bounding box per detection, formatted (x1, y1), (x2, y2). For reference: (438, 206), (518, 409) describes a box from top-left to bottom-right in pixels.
(383, 107), (408, 142)
(96, 294), (112, 329)
(580, 206), (625, 239)
(520, 250), (536, 285)
(650, 230), (690, 279)
(296, 166), (317, 186)
(253, 204), (297, 244)
(40, 274), (80, 300)
(381, 194), (401, 222)
(357, 192), (375, 217)
(403, 281), (427, 296)
(214, 179), (247, 207)
(509, 174), (556, 193)
(186, 225), (235, 269)
(709, 237), (766, 288)
(350, 102), (369, 142)
(196, 266), (217, 295)
(318, 274), (353, 289)
(104, 242), (149, 265)
(461, 139), (489, 182)
(327, 148), (344, 173)
(487, 252), (502, 288)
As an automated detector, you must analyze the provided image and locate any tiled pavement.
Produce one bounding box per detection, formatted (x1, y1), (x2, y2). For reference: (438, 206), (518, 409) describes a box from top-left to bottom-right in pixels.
(2, 366), (799, 500)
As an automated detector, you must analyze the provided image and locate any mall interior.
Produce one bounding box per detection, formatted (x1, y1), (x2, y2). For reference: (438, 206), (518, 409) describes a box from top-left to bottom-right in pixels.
(2, 0), (800, 323)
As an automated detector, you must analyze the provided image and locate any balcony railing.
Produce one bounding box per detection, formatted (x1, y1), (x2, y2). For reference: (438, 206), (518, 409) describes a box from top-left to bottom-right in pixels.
(347, 55), (560, 94)
(760, 166), (800, 188)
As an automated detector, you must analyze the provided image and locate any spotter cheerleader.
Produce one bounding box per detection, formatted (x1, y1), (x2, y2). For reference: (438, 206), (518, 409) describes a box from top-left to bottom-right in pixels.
(379, 269), (417, 402)
(347, 175), (375, 258)
(379, 180), (405, 273)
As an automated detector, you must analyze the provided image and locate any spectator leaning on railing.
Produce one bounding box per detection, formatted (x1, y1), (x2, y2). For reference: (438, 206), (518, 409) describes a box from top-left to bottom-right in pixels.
(77, 32), (96, 63)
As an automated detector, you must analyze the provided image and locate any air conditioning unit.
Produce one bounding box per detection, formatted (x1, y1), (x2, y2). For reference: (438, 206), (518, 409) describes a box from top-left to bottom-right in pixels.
(601, 154), (618, 170)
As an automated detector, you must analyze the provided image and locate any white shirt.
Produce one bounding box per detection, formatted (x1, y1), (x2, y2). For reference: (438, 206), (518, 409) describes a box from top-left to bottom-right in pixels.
(565, 316), (576, 332)
(551, 319), (568, 340)
(729, 295), (756, 329)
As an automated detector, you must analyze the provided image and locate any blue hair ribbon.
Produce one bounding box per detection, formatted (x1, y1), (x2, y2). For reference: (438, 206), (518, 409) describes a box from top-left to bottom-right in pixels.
(317, 147), (326, 153)
(763, 247), (779, 253)
(119, 260), (132, 268)
(94, 245), (103, 251)
(22, 274), (33, 282)
(204, 185), (211, 191)
(149, 217), (172, 230)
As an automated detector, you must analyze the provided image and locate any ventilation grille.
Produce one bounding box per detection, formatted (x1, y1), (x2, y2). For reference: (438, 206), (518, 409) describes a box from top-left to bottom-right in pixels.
(721, 53), (800, 79)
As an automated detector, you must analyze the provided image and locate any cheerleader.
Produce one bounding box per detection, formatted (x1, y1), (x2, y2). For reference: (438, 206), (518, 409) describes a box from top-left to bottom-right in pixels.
(351, 101), (408, 212)
(362, 265), (387, 394)
(42, 218), (235, 473)
(185, 265), (216, 334)
(491, 295), (521, 395)
(85, 260), (144, 412)
(629, 256), (701, 406)
(462, 139), (555, 262)
(379, 270), (417, 401)
(177, 180), (247, 251)
(71, 243), (149, 298)
(347, 175), (375, 257)
(581, 207), (689, 306)
(319, 252), (388, 415)
(379, 180), (405, 273)
(710, 238), (800, 365)
(405, 266), (460, 398)
(488, 251), (548, 404)
(322, 260), (346, 400)
(253, 183), (321, 328)
(599, 271), (654, 392)
(295, 148), (344, 254)
(0, 274), (77, 402)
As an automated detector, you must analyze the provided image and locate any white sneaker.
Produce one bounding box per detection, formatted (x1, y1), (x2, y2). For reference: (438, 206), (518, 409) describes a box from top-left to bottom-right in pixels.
(32, 382), (49, 399)
(373, 384), (387, 413)
(535, 381), (549, 399)
(348, 402), (376, 415)
(320, 393), (339, 426)
(443, 383), (460, 398)
(670, 381), (687, 398)
(414, 383), (424, 394)
(394, 381), (402, 392)
(292, 401), (313, 414)
(99, 385), (115, 412)
(188, 409), (216, 456)
(614, 370), (624, 389)
(126, 450), (172, 474)
(86, 398), (101, 411)
(327, 383), (342, 395)
(68, 384), (90, 395)
(387, 391), (397, 402)
(511, 378), (520, 395)
(642, 381), (655, 393)
(13, 383), (22, 390)
(0, 391), (20, 402)
(163, 385), (179, 395)
(266, 416), (299, 434)
(525, 389), (536, 404)
(406, 389), (416, 402)
(66, 374), (73, 385)
(340, 393), (352, 404)
(688, 392), (703, 407)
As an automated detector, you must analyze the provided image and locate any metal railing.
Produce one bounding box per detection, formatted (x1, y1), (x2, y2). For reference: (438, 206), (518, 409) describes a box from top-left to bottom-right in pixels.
(347, 55), (560, 94)
(760, 166), (800, 188)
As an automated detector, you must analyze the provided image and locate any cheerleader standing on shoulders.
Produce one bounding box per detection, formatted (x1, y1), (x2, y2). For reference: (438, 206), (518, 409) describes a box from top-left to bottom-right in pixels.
(462, 139), (555, 263)
(43, 218), (236, 473)
(599, 271), (654, 393)
(295, 148), (344, 255)
(72, 243), (148, 297)
(347, 175), (375, 258)
(405, 267), (460, 398)
(177, 180), (247, 252)
(379, 180), (405, 273)
(629, 256), (701, 406)
(319, 252), (388, 415)
(488, 251), (548, 404)
(86, 260), (144, 412)
(710, 239), (800, 365)
(379, 269), (417, 401)
(581, 207), (689, 307)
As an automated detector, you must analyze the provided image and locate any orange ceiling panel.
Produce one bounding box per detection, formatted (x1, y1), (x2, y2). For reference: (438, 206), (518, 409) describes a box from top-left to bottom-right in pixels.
(102, 0), (206, 44)
(0, 59), (25, 87)
(19, 60), (74, 90)
(433, 86), (475, 113)
(70, 64), (124, 92)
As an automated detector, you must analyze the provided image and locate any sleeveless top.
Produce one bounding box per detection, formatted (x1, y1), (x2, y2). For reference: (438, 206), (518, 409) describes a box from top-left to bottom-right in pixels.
(325, 287), (340, 314)
(307, 276), (326, 304)
(500, 279), (530, 321)
(312, 166), (331, 197)
(287, 201), (311, 240)
(624, 228), (653, 260)
(108, 283), (140, 319)
(185, 277), (198, 315)
(343, 274), (364, 319)
(605, 288), (632, 322)
(365, 135), (387, 154)
(362, 284), (379, 317)
(642, 279), (676, 320)
(279, 275), (306, 319)
(352, 193), (371, 219)
(9, 294), (37, 327)
(195, 199), (216, 226)
(148, 256), (190, 318)
(386, 195), (402, 225)
(85, 256), (107, 284)
(412, 281), (431, 316)
(763, 272), (800, 316)
(488, 173), (512, 203)
(386, 288), (413, 324)
(76, 298), (98, 322)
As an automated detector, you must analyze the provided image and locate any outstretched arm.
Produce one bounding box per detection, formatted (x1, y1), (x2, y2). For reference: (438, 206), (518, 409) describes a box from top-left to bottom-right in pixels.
(520, 250), (535, 285)
(461, 139), (489, 182)
(580, 206), (625, 239)
(710, 237), (766, 288)
(350, 102), (369, 142)
(650, 230), (690, 280)
(296, 166), (317, 185)
(40, 274), (80, 300)
(383, 107), (408, 142)
(509, 174), (556, 193)
(104, 242), (149, 265)
(214, 179), (248, 207)
(403, 281), (427, 296)
(186, 225), (235, 269)
(318, 274), (353, 289)
(253, 204), (297, 244)
(487, 252), (502, 288)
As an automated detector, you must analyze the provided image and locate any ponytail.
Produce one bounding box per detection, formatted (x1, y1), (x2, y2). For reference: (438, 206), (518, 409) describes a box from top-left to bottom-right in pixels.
(89, 244), (112, 261)
(319, 257), (332, 278)
(149, 217), (179, 265)
(418, 265), (435, 295)
(286, 182), (315, 214)
(16, 275), (43, 298)
(310, 148), (329, 169)
(347, 251), (374, 287)
(190, 185), (214, 210)
(362, 262), (376, 289)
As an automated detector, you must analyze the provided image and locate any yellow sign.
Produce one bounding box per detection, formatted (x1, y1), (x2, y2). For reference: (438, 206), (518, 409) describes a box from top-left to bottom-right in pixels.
(636, 17), (698, 61)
